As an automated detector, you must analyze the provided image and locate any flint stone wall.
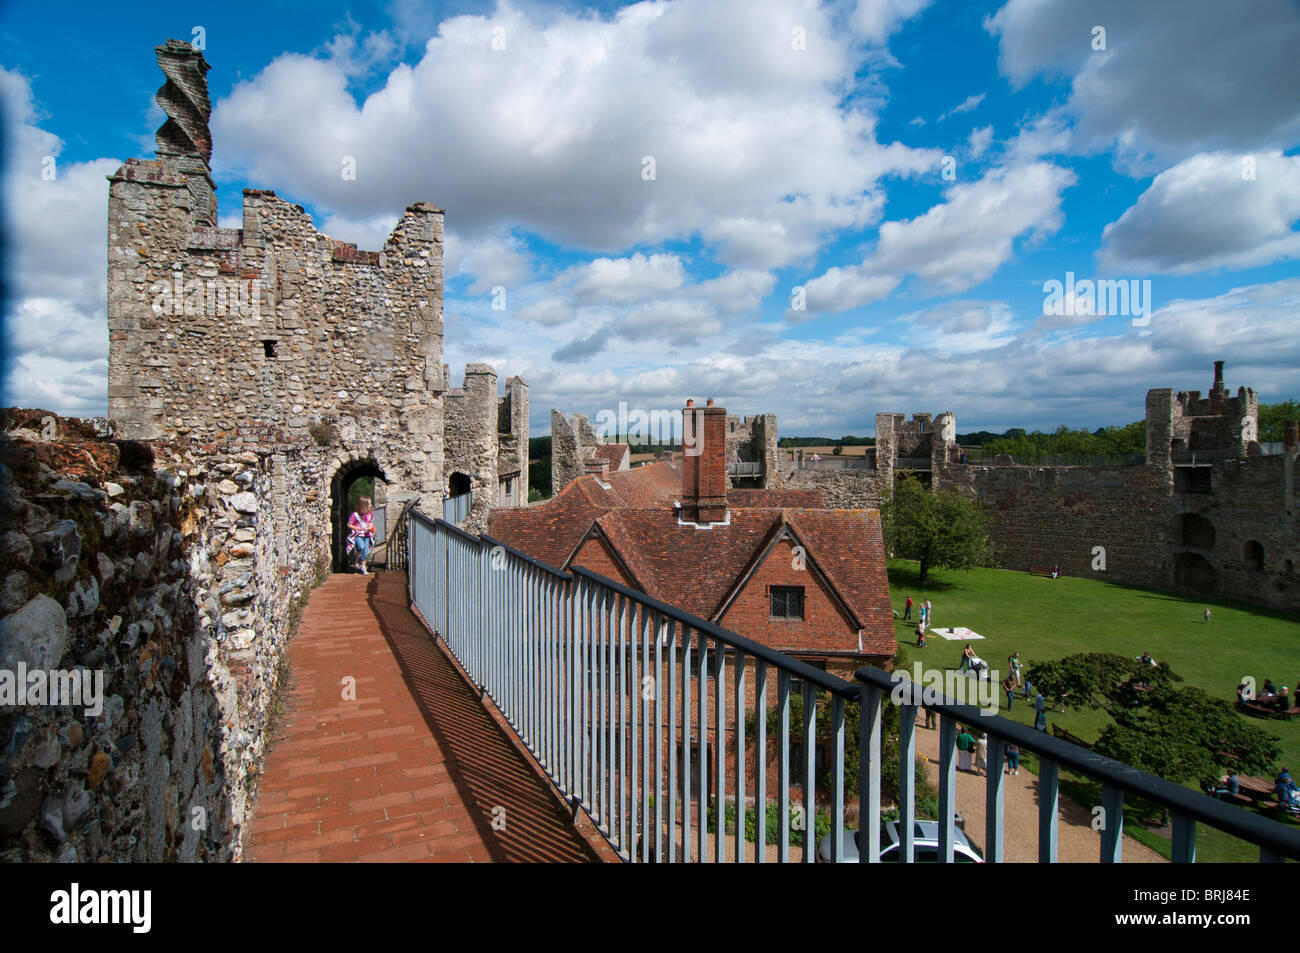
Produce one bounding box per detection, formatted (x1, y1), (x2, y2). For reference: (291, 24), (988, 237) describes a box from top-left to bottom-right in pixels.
(0, 410), (331, 861)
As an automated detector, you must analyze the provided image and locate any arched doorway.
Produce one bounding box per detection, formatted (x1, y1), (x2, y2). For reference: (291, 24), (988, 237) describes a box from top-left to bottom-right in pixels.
(1244, 540), (1264, 572)
(331, 459), (389, 572)
(1174, 552), (1217, 594)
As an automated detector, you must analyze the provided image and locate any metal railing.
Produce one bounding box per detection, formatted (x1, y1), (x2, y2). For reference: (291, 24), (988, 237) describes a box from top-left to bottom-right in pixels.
(1171, 449), (1232, 466)
(791, 456), (875, 471)
(406, 510), (1300, 863)
(894, 457), (932, 470)
(443, 491), (472, 523)
(965, 451), (1148, 468)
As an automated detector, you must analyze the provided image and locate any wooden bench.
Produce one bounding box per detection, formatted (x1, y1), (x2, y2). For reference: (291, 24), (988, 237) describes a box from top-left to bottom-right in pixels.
(1029, 565), (1057, 577)
(1050, 724), (1094, 750)
(1241, 699), (1300, 720)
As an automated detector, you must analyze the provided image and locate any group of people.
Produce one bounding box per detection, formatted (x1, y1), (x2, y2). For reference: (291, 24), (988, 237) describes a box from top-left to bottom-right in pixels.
(1238, 677), (1297, 711)
(958, 643), (989, 678)
(904, 596), (934, 646)
(953, 726), (1022, 777)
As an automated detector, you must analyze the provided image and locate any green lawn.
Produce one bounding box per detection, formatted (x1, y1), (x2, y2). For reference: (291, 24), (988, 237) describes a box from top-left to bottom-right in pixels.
(888, 559), (1300, 861)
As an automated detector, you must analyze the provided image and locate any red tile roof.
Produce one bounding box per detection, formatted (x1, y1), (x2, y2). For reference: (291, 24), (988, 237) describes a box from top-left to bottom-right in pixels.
(591, 443), (629, 469)
(487, 462), (894, 658)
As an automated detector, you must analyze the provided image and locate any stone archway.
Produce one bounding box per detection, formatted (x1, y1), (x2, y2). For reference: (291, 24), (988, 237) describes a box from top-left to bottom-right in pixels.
(330, 458), (389, 572)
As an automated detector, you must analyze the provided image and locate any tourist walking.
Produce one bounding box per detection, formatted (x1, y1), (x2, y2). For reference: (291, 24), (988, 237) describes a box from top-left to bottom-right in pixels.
(1005, 743), (1020, 776)
(1204, 607), (1212, 622)
(924, 599), (933, 624)
(975, 735), (988, 776)
(1033, 691), (1047, 732)
(347, 495), (376, 575)
(1002, 675), (1016, 711)
(904, 596), (913, 621)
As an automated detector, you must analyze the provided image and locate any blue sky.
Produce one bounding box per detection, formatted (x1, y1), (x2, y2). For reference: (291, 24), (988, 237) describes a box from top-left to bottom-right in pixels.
(3, 0), (1298, 436)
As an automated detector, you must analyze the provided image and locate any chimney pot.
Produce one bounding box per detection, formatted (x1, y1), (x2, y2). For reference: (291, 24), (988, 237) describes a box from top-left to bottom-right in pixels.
(686, 399), (694, 407)
(706, 398), (715, 407)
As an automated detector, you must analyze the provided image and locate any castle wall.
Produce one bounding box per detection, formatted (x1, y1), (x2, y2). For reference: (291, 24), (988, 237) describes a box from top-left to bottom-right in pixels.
(1177, 456), (1299, 610)
(106, 178), (448, 518)
(443, 365), (499, 532)
(0, 411), (332, 861)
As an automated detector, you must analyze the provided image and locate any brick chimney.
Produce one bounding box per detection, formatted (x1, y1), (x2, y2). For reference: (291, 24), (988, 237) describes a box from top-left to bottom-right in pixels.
(1210, 360), (1226, 414)
(680, 398), (727, 523)
(584, 457), (609, 481)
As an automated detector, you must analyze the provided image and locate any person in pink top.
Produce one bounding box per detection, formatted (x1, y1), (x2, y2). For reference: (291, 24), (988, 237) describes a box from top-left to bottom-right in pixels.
(347, 496), (376, 574)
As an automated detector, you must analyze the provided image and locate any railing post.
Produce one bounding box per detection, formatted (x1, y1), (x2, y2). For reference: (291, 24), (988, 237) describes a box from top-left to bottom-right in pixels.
(801, 681), (815, 864)
(778, 670), (790, 863)
(858, 684), (881, 864)
(1038, 757), (1059, 862)
(1101, 783), (1124, 863)
(899, 703), (916, 863)
(1172, 813), (1196, 864)
(681, 627), (692, 863)
(938, 714), (956, 863)
(715, 642), (726, 864)
(985, 735), (1005, 863)
(755, 660), (768, 864)
(830, 695), (845, 865)
(735, 650), (747, 865)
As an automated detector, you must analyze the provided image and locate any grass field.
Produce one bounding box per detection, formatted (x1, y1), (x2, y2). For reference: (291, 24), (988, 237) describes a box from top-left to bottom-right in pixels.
(886, 558), (1300, 861)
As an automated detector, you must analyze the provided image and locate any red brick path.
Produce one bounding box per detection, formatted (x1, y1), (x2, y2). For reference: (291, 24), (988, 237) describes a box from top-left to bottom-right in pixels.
(245, 571), (604, 862)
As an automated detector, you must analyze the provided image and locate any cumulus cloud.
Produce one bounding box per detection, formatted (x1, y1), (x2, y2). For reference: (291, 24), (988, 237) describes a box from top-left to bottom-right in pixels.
(985, 0), (1300, 171)
(1, 68), (119, 414)
(802, 160), (1076, 312)
(1099, 151), (1300, 274)
(211, 0), (939, 269)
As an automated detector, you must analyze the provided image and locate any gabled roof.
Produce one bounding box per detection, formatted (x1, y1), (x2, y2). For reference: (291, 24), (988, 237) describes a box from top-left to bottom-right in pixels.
(592, 443), (629, 469)
(487, 461), (895, 658)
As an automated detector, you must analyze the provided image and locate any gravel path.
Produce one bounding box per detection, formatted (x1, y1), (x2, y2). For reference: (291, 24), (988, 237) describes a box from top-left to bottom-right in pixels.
(912, 722), (1167, 863)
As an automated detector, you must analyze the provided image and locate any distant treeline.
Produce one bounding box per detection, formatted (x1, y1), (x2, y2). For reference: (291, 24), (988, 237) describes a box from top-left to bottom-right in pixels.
(775, 400), (1298, 456)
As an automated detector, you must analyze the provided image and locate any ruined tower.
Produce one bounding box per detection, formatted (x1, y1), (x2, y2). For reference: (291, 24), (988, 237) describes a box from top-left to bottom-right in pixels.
(106, 40), (451, 559)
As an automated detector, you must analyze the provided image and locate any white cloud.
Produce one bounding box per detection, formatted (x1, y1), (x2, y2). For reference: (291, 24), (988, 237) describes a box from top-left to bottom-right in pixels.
(561, 252), (685, 304)
(210, 0), (939, 270)
(938, 92), (985, 122)
(1, 68), (119, 414)
(803, 160), (1076, 312)
(1099, 151), (1300, 274)
(985, 0), (1300, 171)
(849, 0), (933, 44)
(967, 124), (994, 159)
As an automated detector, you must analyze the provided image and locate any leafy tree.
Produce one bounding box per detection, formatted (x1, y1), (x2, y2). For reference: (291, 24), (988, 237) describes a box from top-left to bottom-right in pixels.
(881, 472), (993, 582)
(1258, 400), (1300, 442)
(1024, 652), (1180, 712)
(1026, 653), (1280, 820)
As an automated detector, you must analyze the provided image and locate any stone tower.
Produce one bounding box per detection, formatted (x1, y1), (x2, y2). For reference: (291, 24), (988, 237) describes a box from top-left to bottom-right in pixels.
(107, 40), (448, 525)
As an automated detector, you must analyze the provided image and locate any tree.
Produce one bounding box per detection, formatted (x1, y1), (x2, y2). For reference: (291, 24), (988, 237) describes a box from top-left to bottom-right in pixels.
(1258, 400), (1300, 442)
(1025, 652), (1180, 712)
(880, 472), (993, 582)
(1026, 652), (1280, 820)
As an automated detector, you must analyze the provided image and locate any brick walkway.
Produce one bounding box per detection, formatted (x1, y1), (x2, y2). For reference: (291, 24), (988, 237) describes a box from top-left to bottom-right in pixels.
(245, 571), (603, 862)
